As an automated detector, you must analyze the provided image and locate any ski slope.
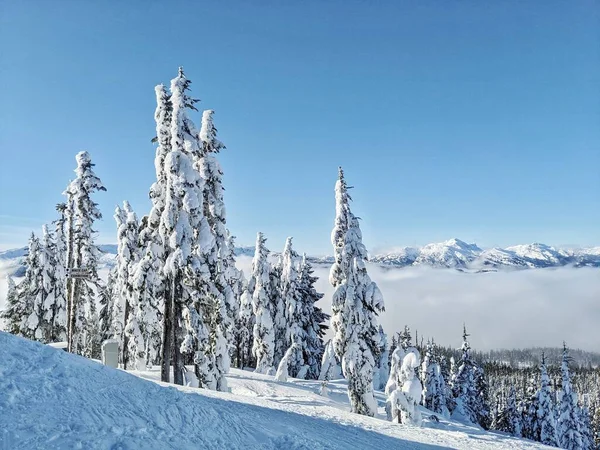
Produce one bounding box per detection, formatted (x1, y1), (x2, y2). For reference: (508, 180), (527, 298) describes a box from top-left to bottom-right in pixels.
(0, 332), (549, 449)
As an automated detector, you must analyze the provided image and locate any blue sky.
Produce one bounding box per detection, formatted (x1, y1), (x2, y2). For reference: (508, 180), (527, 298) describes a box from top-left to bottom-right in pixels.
(0, 0), (598, 254)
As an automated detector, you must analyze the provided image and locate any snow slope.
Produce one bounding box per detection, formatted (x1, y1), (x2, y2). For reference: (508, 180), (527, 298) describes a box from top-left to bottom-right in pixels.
(0, 332), (550, 449)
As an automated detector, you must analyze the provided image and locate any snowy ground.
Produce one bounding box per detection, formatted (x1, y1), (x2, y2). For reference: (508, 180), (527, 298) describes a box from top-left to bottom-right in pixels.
(1, 332), (550, 449)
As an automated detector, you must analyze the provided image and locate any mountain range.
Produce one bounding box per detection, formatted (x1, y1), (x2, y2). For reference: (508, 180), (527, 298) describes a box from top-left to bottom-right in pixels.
(2, 238), (597, 277)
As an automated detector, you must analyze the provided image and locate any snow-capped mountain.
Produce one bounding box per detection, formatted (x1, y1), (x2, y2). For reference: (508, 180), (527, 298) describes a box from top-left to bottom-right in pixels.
(2, 239), (599, 277)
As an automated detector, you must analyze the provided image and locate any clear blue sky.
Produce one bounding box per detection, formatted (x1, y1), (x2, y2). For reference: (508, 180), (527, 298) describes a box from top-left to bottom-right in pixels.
(1, 0), (598, 254)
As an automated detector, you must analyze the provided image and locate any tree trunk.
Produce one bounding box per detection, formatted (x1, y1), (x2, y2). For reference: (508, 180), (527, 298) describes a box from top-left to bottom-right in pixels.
(172, 271), (184, 385)
(122, 298), (131, 369)
(160, 279), (172, 383)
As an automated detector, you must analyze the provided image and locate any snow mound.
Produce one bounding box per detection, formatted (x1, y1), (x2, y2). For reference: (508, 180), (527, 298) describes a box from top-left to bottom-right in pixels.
(1, 332), (550, 449)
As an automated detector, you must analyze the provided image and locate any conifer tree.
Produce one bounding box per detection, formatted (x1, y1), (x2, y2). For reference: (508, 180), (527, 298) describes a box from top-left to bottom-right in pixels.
(140, 83), (172, 380)
(330, 167), (385, 417)
(297, 254), (328, 380)
(33, 225), (60, 342)
(160, 67), (210, 386)
(451, 326), (489, 428)
(1, 275), (20, 335)
(270, 259), (286, 367)
(112, 202), (140, 367)
(251, 232), (275, 374)
(496, 386), (522, 437)
(98, 266), (117, 343)
(51, 203), (68, 341)
(7, 233), (42, 340)
(64, 151), (106, 356)
(557, 344), (584, 449)
(374, 326), (389, 391)
(319, 339), (342, 381)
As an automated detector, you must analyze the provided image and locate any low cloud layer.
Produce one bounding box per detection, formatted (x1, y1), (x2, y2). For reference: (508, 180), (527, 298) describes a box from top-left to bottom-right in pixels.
(1, 258), (597, 352)
(237, 256), (600, 352)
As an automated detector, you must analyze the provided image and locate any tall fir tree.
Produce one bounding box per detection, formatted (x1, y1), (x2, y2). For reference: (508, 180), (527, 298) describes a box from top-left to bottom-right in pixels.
(197, 108), (232, 391)
(160, 67), (210, 386)
(51, 203), (69, 342)
(297, 254), (328, 380)
(112, 202), (140, 368)
(557, 344), (584, 449)
(329, 167), (385, 417)
(64, 151), (106, 357)
(4, 234), (42, 340)
(251, 232), (275, 374)
(451, 326), (489, 428)
(280, 237), (307, 378)
(537, 353), (559, 446)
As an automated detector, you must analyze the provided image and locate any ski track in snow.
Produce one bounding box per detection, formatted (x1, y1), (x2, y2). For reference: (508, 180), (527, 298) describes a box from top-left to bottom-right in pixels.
(0, 332), (552, 450)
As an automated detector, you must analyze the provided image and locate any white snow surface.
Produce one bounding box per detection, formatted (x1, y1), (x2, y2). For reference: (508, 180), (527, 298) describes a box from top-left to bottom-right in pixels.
(0, 332), (550, 449)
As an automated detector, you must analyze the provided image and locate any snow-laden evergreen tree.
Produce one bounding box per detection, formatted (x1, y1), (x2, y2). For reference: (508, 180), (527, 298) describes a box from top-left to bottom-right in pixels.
(251, 232), (275, 374)
(374, 326), (390, 391)
(591, 399), (600, 449)
(579, 399), (594, 450)
(319, 339), (342, 381)
(223, 232), (243, 360)
(537, 354), (559, 447)
(297, 254), (329, 380)
(280, 237), (307, 378)
(237, 282), (254, 369)
(64, 151), (106, 356)
(388, 349), (423, 425)
(270, 258), (286, 368)
(196, 108), (233, 390)
(451, 326), (489, 428)
(275, 344), (299, 382)
(496, 386), (522, 437)
(112, 202), (140, 368)
(51, 203), (68, 341)
(160, 67), (211, 387)
(99, 266), (117, 342)
(136, 83), (173, 378)
(4, 233), (42, 340)
(1, 275), (20, 335)
(421, 340), (449, 417)
(329, 167), (385, 417)
(557, 344), (584, 449)
(115, 202), (145, 369)
(521, 376), (540, 441)
(32, 225), (61, 342)
(130, 241), (163, 367)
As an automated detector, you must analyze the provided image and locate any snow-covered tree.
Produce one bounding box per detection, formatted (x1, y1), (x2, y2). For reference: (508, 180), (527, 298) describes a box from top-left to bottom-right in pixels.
(520, 376), (540, 441)
(421, 340), (449, 417)
(388, 349), (423, 425)
(579, 400), (594, 450)
(237, 282), (254, 369)
(251, 232), (275, 374)
(537, 354), (559, 446)
(557, 344), (584, 449)
(4, 234), (42, 340)
(496, 386), (522, 437)
(319, 339), (342, 381)
(32, 225), (61, 342)
(297, 254), (328, 380)
(137, 83), (172, 378)
(160, 67), (210, 386)
(197, 108), (234, 390)
(329, 168), (385, 417)
(280, 237), (309, 378)
(51, 203), (68, 341)
(112, 202), (140, 368)
(451, 326), (489, 428)
(270, 259), (286, 368)
(64, 151), (106, 356)
(98, 266), (117, 343)
(374, 326), (389, 391)
(1, 276), (20, 335)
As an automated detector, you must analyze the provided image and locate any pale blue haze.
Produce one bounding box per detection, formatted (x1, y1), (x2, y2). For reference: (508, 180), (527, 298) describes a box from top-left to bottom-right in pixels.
(0, 0), (598, 254)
